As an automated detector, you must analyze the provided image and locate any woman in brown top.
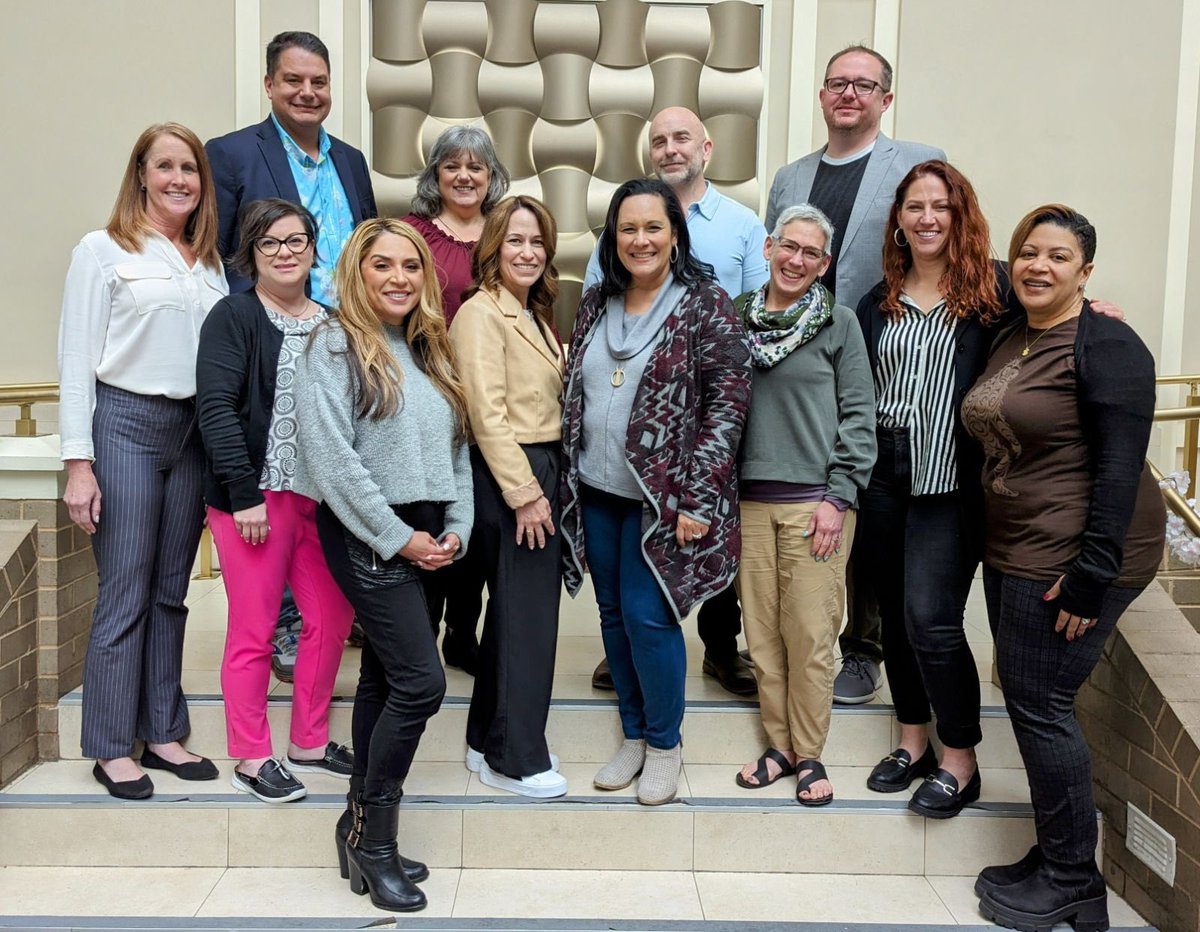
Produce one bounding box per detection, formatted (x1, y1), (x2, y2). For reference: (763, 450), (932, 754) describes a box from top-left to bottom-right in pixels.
(449, 195), (567, 799)
(962, 204), (1164, 932)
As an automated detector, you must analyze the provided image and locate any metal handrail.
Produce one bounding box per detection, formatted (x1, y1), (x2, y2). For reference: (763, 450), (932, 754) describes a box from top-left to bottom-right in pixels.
(1156, 375), (1200, 387)
(0, 382), (59, 437)
(1150, 462), (1200, 537)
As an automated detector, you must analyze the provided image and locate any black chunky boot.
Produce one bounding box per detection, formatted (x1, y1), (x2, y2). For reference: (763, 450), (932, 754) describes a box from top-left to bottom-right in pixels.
(974, 844), (1043, 899)
(979, 859), (1108, 932)
(345, 801), (427, 911)
(337, 780), (428, 883)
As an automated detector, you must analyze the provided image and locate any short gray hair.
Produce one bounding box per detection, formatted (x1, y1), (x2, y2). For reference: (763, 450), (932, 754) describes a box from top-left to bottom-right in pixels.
(409, 125), (511, 218)
(771, 204), (835, 257)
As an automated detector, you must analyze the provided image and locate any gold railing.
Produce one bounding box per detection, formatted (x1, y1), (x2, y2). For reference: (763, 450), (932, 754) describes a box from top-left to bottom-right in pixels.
(0, 382), (58, 437)
(1155, 374), (1200, 499)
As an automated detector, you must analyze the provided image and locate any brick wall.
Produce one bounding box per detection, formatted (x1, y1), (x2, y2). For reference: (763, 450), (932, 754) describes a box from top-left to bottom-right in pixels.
(0, 520), (39, 785)
(1078, 581), (1200, 932)
(0, 499), (96, 761)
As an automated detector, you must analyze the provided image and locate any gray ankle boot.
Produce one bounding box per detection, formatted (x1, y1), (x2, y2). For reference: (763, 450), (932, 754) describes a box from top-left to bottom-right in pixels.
(637, 743), (681, 805)
(593, 738), (646, 790)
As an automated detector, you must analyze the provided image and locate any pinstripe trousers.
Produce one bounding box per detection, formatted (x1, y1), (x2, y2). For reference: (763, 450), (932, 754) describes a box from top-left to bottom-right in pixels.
(81, 383), (206, 759)
(984, 566), (1142, 866)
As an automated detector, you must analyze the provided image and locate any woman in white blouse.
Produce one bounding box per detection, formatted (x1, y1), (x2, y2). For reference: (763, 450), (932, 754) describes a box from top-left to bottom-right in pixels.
(58, 123), (228, 799)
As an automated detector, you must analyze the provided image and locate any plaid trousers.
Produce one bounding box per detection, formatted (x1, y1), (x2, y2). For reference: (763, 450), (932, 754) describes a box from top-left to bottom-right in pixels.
(983, 566), (1142, 866)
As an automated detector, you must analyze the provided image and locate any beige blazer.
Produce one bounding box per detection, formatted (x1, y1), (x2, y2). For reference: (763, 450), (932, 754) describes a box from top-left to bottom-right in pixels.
(450, 285), (564, 508)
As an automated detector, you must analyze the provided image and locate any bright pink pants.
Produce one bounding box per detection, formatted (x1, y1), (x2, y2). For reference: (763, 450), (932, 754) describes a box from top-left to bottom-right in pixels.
(209, 490), (354, 759)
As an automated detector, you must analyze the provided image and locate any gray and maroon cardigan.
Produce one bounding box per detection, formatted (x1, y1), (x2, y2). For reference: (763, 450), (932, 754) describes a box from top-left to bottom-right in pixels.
(560, 279), (752, 620)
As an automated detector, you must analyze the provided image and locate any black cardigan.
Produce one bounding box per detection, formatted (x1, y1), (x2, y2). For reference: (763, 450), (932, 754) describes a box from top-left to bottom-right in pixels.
(853, 264), (1017, 560)
(196, 291), (290, 513)
(990, 302), (1157, 617)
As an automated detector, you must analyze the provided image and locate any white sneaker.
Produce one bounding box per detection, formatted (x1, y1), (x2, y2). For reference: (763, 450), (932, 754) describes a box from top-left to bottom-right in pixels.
(466, 747), (559, 773)
(480, 761), (568, 798)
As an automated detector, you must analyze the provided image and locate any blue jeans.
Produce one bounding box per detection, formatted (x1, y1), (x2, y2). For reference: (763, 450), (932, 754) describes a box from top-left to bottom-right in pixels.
(581, 485), (685, 750)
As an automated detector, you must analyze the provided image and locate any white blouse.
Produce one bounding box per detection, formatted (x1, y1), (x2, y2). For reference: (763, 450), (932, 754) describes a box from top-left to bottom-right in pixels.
(57, 229), (228, 461)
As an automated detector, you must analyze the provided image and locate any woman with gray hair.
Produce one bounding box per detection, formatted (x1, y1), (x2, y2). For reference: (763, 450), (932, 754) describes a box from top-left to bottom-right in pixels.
(732, 203), (875, 805)
(403, 124), (511, 675)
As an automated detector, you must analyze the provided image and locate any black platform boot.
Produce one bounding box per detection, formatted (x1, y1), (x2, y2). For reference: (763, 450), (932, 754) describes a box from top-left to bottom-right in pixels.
(345, 800), (428, 911)
(979, 859), (1108, 932)
(974, 844), (1043, 899)
(337, 779), (428, 884)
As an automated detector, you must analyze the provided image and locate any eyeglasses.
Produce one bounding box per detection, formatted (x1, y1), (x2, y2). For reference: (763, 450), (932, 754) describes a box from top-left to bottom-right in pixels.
(775, 238), (826, 262)
(254, 233), (313, 256)
(823, 77), (884, 97)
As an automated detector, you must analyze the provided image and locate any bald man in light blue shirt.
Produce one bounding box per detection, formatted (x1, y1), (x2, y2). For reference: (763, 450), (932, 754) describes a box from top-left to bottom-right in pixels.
(584, 106), (765, 697)
(583, 108), (768, 299)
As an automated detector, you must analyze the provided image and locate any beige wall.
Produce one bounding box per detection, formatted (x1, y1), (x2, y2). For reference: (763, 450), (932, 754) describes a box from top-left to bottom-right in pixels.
(2, 0), (1198, 409)
(1, 1), (238, 384)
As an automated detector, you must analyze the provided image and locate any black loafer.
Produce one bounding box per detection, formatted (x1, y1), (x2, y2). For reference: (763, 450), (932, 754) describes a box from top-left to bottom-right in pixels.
(866, 743), (937, 793)
(908, 766), (981, 819)
(140, 748), (219, 781)
(974, 844), (1043, 899)
(287, 742), (354, 778)
(92, 762), (153, 800)
(702, 652), (758, 697)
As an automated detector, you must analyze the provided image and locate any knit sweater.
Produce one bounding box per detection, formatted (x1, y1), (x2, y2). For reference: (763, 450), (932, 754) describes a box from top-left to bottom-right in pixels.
(294, 320), (473, 559)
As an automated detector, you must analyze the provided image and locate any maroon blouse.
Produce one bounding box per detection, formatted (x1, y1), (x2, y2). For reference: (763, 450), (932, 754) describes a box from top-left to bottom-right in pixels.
(403, 214), (476, 324)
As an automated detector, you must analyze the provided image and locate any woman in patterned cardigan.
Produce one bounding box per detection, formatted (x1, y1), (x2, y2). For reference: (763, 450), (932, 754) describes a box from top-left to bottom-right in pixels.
(560, 178), (751, 806)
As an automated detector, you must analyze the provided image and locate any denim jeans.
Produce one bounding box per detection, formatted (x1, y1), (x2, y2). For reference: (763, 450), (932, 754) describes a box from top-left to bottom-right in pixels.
(317, 503), (447, 805)
(581, 484), (685, 750)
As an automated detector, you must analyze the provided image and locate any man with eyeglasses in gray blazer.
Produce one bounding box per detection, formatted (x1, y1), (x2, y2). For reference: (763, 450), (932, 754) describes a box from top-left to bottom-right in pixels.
(766, 45), (944, 706)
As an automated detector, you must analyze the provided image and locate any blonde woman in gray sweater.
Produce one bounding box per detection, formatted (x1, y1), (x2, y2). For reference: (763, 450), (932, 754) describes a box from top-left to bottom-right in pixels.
(295, 218), (472, 913)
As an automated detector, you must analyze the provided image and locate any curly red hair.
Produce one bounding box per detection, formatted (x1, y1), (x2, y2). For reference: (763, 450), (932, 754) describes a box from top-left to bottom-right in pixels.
(880, 160), (1001, 323)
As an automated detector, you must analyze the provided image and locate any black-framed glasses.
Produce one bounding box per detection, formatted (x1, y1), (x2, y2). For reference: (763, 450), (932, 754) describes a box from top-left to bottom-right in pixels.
(823, 77), (883, 97)
(254, 233), (313, 256)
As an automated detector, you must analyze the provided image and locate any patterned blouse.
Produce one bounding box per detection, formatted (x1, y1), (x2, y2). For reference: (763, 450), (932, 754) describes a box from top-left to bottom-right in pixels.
(259, 306), (329, 491)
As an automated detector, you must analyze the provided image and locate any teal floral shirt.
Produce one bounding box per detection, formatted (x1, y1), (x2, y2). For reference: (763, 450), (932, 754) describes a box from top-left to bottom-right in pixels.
(271, 114), (354, 307)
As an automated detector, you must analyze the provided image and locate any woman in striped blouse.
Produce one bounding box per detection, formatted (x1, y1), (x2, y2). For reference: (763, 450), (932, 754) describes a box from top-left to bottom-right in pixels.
(854, 160), (1002, 818)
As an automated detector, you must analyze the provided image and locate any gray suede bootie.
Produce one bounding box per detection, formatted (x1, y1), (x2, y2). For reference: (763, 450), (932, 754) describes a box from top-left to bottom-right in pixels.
(593, 738), (646, 790)
(637, 743), (681, 805)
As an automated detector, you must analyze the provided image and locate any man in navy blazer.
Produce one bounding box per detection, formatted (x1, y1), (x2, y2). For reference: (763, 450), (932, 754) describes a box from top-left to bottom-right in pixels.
(205, 31), (377, 684)
(766, 45), (944, 706)
(206, 30), (377, 298)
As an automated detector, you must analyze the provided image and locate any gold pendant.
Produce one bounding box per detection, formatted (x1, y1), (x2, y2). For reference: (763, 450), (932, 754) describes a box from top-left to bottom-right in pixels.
(611, 367), (625, 388)
(1020, 348), (1029, 357)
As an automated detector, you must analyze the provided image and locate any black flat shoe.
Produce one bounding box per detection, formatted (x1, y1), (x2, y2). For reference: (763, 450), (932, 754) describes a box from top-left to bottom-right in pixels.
(702, 652), (758, 697)
(92, 762), (153, 800)
(979, 861), (1108, 932)
(442, 629), (479, 676)
(591, 658), (615, 690)
(140, 748), (219, 781)
(974, 844), (1043, 899)
(908, 766), (980, 819)
(866, 744), (937, 793)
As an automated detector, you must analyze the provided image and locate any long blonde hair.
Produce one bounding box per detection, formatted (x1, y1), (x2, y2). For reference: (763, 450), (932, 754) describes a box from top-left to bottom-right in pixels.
(331, 219), (469, 440)
(106, 123), (220, 269)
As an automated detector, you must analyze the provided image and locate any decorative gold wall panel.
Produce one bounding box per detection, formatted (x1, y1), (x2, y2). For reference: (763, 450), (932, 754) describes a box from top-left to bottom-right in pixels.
(367, 0), (765, 331)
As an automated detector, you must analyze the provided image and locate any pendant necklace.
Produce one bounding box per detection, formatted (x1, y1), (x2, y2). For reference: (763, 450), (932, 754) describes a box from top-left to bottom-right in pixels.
(611, 366), (625, 388)
(1020, 326), (1049, 357)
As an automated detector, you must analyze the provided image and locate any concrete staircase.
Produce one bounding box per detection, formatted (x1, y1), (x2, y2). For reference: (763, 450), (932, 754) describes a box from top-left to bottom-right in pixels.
(0, 575), (1155, 929)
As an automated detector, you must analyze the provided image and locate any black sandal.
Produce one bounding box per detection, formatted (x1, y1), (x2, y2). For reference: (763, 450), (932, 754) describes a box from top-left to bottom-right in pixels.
(795, 758), (834, 807)
(735, 748), (796, 789)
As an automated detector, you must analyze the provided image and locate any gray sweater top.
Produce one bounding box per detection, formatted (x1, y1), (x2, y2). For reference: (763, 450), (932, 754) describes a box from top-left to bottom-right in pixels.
(738, 303), (877, 506)
(294, 320), (473, 559)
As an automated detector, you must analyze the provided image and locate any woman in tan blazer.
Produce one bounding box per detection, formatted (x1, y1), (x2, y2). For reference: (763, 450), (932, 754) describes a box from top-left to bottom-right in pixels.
(449, 195), (567, 798)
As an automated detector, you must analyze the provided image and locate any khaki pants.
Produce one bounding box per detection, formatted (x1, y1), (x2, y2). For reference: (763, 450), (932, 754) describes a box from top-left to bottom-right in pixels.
(735, 500), (855, 759)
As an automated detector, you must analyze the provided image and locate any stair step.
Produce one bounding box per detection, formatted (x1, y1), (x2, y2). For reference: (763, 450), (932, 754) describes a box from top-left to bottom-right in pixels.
(0, 867), (1155, 928)
(2, 758), (1037, 875)
(55, 693), (1024, 768)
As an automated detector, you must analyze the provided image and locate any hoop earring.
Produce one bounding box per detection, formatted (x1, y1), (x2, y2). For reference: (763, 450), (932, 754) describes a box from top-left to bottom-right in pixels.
(892, 228), (909, 248)
(670, 244), (679, 264)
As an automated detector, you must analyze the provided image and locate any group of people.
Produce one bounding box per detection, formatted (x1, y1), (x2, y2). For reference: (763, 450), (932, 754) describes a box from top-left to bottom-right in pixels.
(56, 31), (1165, 929)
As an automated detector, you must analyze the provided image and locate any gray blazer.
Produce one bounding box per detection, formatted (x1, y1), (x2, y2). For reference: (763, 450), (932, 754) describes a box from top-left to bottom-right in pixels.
(765, 132), (946, 311)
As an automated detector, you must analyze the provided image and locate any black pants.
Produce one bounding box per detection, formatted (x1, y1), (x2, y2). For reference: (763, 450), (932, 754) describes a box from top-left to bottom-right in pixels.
(856, 427), (981, 749)
(467, 444), (561, 777)
(423, 531), (485, 640)
(695, 586), (741, 657)
(985, 566), (1141, 866)
(317, 503), (447, 805)
(839, 556), (883, 663)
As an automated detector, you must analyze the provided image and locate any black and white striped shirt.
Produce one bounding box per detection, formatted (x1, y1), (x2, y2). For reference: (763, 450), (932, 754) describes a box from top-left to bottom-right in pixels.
(874, 295), (959, 495)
